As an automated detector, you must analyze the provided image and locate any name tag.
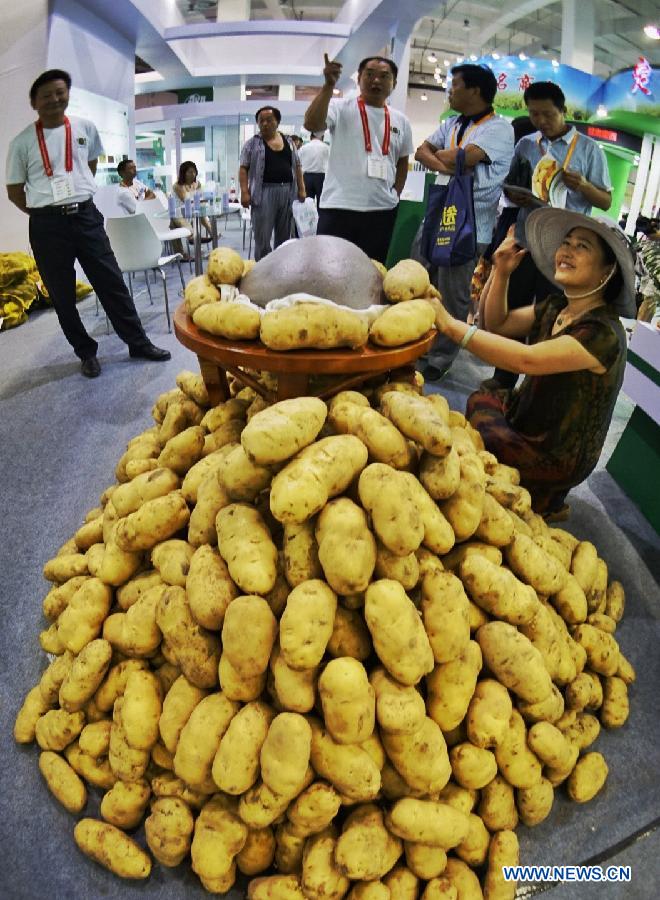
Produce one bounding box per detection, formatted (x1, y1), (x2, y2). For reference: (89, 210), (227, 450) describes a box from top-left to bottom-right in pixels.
(51, 173), (76, 203)
(367, 155), (388, 180)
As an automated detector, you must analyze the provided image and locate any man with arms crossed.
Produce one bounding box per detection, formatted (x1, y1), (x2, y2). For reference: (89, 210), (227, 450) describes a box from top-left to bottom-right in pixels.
(415, 64), (514, 381)
(116, 158), (155, 215)
(304, 55), (414, 264)
(6, 70), (170, 378)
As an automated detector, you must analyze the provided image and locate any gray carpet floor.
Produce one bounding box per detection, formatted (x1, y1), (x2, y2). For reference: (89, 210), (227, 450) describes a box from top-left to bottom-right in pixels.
(1, 222), (658, 899)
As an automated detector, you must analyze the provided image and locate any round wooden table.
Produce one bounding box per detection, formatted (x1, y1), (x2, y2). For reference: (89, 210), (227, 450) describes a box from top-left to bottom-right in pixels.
(174, 304), (437, 404)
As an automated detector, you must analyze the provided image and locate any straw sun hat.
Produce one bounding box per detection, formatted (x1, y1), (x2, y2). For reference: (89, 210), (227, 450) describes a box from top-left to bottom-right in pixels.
(525, 208), (637, 316)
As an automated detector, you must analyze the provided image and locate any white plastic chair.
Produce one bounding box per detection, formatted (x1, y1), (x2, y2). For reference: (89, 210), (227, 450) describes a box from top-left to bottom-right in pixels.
(105, 214), (185, 332)
(93, 185), (125, 219)
(136, 198), (191, 245)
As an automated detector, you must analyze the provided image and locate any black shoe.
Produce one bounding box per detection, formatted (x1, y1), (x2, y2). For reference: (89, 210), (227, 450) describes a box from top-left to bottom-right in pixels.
(81, 356), (101, 378)
(128, 342), (171, 361)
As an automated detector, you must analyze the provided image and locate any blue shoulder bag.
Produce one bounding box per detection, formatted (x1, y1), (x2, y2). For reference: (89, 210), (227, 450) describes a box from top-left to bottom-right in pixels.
(421, 148), (477, 268)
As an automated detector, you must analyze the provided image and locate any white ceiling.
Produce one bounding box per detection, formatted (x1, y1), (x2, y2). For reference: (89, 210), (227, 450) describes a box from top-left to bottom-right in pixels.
(179, 0), (660, 79)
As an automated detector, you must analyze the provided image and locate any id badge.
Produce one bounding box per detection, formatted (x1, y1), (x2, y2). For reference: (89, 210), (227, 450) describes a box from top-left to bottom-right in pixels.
(51, 173), (76, 203)
(367, 155), (388, 180)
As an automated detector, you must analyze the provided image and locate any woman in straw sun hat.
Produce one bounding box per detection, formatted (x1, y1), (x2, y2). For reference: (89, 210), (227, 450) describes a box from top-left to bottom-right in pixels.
(426, 207), (636, 519)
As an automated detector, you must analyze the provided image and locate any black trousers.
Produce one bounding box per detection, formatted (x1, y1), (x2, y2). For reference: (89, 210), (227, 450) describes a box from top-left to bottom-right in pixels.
(317, 206), (398, 264)
(491, 252), (556, 389)
(29, 202), (148, 360)
(303, 172), (325, 209)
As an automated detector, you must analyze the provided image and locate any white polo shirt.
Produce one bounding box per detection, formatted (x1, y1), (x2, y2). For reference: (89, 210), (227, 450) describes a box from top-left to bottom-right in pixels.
(5, 116), (103, 208)
(298, 140), (330, 174)
(320, 97), (414, 212)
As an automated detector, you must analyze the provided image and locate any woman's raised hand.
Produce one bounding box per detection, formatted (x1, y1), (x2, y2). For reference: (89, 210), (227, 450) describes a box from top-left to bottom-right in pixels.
(492, 225), (527, 276)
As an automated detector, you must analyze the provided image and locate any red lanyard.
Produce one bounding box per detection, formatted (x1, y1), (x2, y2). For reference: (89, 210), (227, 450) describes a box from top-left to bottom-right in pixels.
(357, 98), (391, 155)
(35, 117), (73, 177)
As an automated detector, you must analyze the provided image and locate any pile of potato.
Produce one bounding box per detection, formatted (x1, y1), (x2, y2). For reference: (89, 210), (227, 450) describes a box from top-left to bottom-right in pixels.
(185, 250), (438, 351)
(15, 370), (635, 899)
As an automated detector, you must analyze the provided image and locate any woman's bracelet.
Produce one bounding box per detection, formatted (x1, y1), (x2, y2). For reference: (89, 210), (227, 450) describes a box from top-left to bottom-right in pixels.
(459, 324), (478, 350)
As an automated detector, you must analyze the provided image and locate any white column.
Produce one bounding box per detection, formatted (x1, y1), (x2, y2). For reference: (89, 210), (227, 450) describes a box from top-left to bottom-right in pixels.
(389, 36), (412, 113)
(642, 137), (660, 218)
(1, 0), (49, 251)
(626, 134), (654, 236)
(216, 0), (250, 20)
(278, 84), (296, 102)
(561, 0), (595, 74)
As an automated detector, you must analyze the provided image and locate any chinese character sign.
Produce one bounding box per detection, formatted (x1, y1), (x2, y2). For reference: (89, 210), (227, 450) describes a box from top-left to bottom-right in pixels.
(518, 74), (534, 92)
(497, 73), (508, 92)
(442, 205), (457, 229)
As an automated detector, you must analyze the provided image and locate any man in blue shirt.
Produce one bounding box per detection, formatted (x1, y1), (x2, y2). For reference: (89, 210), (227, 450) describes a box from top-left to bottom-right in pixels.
(487, 81), (612, 390)
(415, 64), (514, 380)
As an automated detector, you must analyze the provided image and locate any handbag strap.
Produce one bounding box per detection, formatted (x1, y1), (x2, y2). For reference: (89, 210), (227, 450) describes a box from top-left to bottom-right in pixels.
(454, 147), (466, 177)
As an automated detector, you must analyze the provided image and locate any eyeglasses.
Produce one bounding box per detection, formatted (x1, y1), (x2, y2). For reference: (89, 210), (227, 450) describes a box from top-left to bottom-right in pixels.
(361, 69), (394, 81)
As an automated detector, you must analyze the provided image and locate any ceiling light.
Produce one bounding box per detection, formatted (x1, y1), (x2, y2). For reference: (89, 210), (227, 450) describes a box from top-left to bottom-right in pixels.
(333, 88), (340, 95)
(518, 52), (527, 61)
(245, 89), (252, 96)
(552, 58), (560, 67)
(444, 59), (451, 67)
(491, 52), (500, 60)
(597, 104), (608, 117)
(643, 24), (660, 39)
(427, 52), (438, 63)
(456, 56), (464, 63)
(420, 93), (428, 101)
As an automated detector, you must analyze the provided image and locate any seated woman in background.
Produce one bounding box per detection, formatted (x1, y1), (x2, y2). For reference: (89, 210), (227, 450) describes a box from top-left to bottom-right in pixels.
(427, 208), (635, 518)
(171, 160), (213, 259)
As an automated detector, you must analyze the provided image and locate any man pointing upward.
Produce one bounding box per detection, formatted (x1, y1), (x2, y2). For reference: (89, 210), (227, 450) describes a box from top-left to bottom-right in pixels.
(304, 53), (414, 263)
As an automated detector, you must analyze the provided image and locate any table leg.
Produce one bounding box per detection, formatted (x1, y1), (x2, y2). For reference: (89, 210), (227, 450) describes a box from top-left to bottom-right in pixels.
(194, 218), (203, 277)
(210, 216), (219, 250)
(276, 372), (311, 400)
(198, 356), (229, 406)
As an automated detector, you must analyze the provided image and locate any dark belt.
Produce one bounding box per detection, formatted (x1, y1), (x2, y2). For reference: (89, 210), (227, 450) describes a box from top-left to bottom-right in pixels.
(29, 198), (94, 216)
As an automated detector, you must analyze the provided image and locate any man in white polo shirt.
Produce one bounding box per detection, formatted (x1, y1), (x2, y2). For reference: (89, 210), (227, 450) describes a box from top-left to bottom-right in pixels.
(304, 54), (414, 263)
(5, 69), (170, 378)
(297, 132), (330, 209)
(116, 158), (155, 215)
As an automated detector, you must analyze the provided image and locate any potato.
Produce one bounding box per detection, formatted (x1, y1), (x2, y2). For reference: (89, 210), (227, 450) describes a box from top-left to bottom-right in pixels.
(38, 749), (87, 813)
(156, 586), (221, 689)
(348, 882), (391, 900)
(191, 796), (247, 893)
(370, 667), (425, 736)
(504, 533), (567, 595)
(42, 552), (88, 583)
(187, 545), (237, 630)
(271, 435), (368, 525)
(449, 743), (498, 790)
(207, 246), (244, 284)
(280, 580), (337, 670)
(222, 595), (277, 678)
(116, 570), (163, 610)
(466, 679), (512, 748)
(327, 606), (372, 661)
(121, 670), (162, 751)
(439, 454), (486, 542)
(479, 775), (518, 832)
(182, 447), (236, 505)
(213, 701), (274, 795)
(454, 813), (490, 868)
(567, 751), (608, 802)
(287, 782), (342, 837)
(35, 709), (85, 751)
(359, 464), (424, 556)
(203, 419), (244, 457)
(405, 841), (448, 880)
(477, 622), (553, 704)
(316, 498), (376, 595)
(220, 655), (267, 703)
(261, 302), (368, 351)
(419, 448), (461, 500)
(370, 299), (435, 347)
(383, 867), (419, 900)
(300, 826), (350, 900)
(335, 804), (402, 881)
(319, 658), (375, 745)
(59, 639), (113, 712)
(380, 392), (452, 458)
(145, 796), (195, 867)
(527, 721), (573, 770)
(516, 778), (554, 826)
(401, 472), (455, 556)
(494, 711), (543, 789)
(484, 830), (519, 900)
(275, 821), (306, 874)
(309, 719), (381, 802)
(100, 779), (151, 829)
(42, 576), (89, 621)
(519, 603), (575, 685)
(261, 713), (312, 797)
(73, 515), (104, 552)
(571, 624), (619, 676)
(108, 698), (150, 783)
(426, 641), (482, 732)
(241, 398), (327, 465)
(103, 584), (165, 658)
(56, 578), (113, 654)
(383, 259), (430, 302)
(219, 444), (272, 502)
(382, 717), (452, 795)
(329, 402), (413, 470)
(188, 469), (231, 546)
(474, 492), (515, 547)
(600, 676), (629, 728)
(247, 874), (305, 899)
(442, 541), (502, 572)
(74, 819), (151, 879)
(184, 273), (221, 314)
(283, 520), (322, 587)
(217, 503), (278, 595)
(38, 650), (75, 706)
(420, 570), (470, 664)
(605, 580), (625, 622)
(237, 826), (276, 876)
(551, 572), (588, 625)
(364, 580), (434, 686)
(387, 798), (469, 850)
(112, 467), (180, 517)
(159, 676), (208, 755)
(150, 539), (193, 587)
(174, 692), (239, 792)
(375, 543), (419, 591)
(268, 641), (318, 713)
(115, 491), (190, 553)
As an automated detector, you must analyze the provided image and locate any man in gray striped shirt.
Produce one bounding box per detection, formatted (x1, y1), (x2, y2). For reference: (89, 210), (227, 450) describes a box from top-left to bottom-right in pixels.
(415, 64), (514, 380)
